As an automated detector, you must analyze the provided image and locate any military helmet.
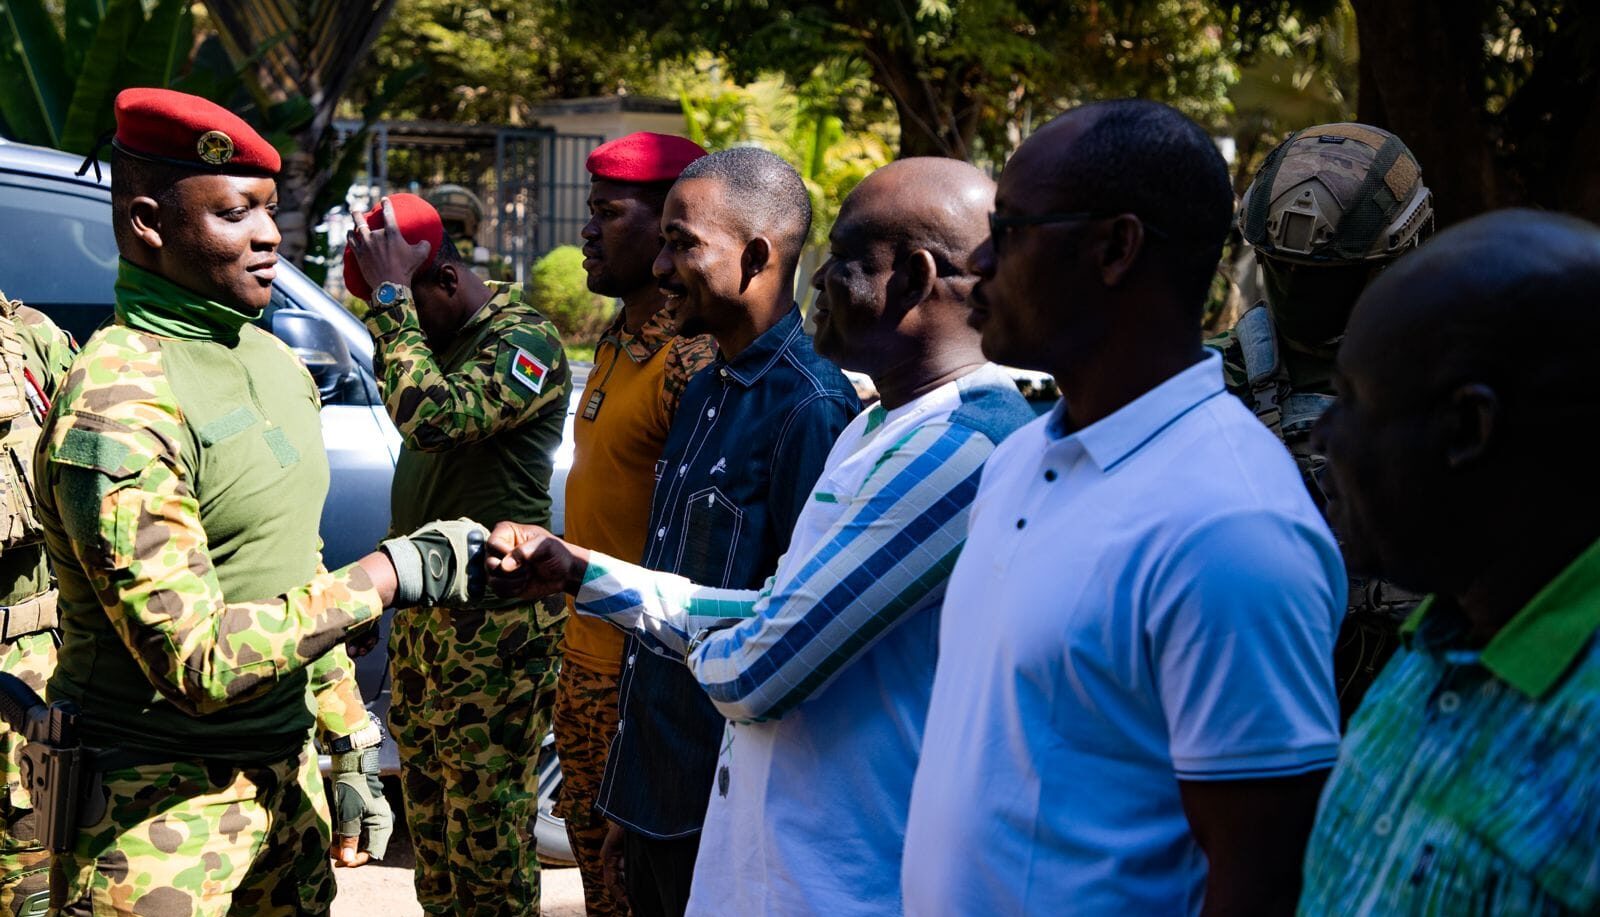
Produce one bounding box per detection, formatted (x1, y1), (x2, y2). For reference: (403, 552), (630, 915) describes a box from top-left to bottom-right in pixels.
(425, 183), (485, 242)
(1239, 123), (1433, 265)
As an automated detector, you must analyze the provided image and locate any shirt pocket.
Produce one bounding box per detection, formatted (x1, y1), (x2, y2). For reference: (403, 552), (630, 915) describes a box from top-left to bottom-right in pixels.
(679, 486), (744, 588)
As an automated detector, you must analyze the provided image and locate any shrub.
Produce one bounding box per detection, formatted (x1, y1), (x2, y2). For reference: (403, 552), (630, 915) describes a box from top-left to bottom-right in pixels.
(529, 245), (616, 345)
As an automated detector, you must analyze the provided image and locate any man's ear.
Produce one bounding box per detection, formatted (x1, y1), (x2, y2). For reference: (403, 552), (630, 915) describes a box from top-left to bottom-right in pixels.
(897, 249), (937, 311)
(1443, 383), (1498, 470)
(1096, 214), (1146, 288)
(739, 237), (773, 293)
(433, 262), (461, 297)
(128, 196), (164, 250)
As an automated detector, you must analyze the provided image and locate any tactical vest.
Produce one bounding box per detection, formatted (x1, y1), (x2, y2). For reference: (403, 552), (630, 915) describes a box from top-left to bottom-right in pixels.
(1235, 303), (1418, 625)
(0, 296), (58, 640)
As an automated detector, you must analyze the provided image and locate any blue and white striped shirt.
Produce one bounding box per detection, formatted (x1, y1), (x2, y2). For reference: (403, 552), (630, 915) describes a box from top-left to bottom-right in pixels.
(574, 364), (1033, 916)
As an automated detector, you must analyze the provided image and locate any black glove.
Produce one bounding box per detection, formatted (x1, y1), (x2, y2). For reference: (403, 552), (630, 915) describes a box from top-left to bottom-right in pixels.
(381, 518), (488, 608)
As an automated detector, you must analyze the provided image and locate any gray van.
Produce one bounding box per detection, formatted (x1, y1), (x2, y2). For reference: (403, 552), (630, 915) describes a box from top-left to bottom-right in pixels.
(0, 138), (577, 864)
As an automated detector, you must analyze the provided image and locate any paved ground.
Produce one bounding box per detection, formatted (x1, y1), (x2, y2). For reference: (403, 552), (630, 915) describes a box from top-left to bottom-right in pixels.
(329, 809), (586, 916)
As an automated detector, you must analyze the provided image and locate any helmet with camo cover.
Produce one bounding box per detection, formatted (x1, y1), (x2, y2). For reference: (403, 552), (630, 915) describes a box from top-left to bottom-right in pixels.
(426, 183), (484, 243)
(1239, 123), (1433, 265)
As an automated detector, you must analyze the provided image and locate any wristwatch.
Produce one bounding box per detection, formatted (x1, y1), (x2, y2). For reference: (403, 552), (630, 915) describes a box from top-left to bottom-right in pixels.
(372, 281), (409, 311)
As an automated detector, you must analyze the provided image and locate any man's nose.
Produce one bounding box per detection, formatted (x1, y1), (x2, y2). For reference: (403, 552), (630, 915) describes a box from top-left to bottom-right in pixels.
(651, 243), (672, 280)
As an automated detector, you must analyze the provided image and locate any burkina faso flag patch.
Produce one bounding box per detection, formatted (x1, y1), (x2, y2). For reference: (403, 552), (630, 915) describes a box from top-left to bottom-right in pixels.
(510, 347), (548, 393)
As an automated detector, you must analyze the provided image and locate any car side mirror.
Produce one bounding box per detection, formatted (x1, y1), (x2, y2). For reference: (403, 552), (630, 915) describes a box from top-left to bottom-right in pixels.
(272, 309), (355, 402)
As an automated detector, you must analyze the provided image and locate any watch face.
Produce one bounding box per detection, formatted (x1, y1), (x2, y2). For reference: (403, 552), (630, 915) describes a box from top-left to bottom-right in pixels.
(376, 283), (399, 305)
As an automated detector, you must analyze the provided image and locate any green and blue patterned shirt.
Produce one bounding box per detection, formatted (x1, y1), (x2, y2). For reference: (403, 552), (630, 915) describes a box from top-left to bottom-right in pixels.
(1299, 538), (1600, 915)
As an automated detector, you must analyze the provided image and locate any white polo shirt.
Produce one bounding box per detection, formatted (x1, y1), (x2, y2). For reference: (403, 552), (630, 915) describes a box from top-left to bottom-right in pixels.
(901, 351), (1345, 916)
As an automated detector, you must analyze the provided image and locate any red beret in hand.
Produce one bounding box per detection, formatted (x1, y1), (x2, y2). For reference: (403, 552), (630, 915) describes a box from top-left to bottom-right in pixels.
(342, 193), (446, 301)
(113, 88), (281, 175)
(586, 132), (707, 184)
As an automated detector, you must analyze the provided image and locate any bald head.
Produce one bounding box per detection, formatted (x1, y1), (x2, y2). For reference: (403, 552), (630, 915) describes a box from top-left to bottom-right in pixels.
(1346, 209), (1600, 403)
(1315, 208), (1600, 593)
(810, 158), (994, 394)
(843, 157), (996, 274)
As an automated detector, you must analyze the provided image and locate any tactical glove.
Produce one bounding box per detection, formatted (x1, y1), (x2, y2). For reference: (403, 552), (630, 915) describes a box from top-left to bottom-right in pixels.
(381, 518), (488, 608)
(332, 772), (394, 864)
(329, 712), (394, 865)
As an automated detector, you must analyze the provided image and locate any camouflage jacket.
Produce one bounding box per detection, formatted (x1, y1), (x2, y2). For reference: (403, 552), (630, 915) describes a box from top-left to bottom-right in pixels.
(368, 281), (570, 537)
(1208, 305), (1417, 621)
(0, 294), (75, 617)
(32, 262), (382, 761)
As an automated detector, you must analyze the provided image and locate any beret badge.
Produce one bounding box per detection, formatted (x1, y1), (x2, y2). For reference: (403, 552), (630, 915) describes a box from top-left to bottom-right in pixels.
(197, 130), (235, 166)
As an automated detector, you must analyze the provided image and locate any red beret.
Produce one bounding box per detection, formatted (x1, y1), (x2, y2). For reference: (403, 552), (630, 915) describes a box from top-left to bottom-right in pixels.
(342, 194), (446, 301)
(113, 88), (281, 175)
(586, 132), (706, 184)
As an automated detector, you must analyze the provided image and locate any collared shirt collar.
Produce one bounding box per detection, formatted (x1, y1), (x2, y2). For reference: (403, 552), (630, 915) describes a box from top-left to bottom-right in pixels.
(1047, 351), (1226, 472)
(599, 300), (684, 364)
(1401, 535), (1600, 699)
(718, 305), (804, 388)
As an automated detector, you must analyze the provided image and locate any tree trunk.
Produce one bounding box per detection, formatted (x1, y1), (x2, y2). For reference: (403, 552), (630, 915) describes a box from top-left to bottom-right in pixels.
(274, 147), (315, 265)
(1351, 0), (1505, 226)
(859, 32), (973, 160)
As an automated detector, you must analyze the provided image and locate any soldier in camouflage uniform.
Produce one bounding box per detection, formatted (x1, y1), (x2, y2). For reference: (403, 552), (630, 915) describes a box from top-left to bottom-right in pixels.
(345, 195), (571, 915)
(28, 89), (485, 916)
(0, 293), (76, 917)
(1208, 122), (1435, 723)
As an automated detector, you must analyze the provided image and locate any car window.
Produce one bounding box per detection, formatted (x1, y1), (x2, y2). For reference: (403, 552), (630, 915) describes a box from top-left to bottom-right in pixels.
(0, 176), (118, 343)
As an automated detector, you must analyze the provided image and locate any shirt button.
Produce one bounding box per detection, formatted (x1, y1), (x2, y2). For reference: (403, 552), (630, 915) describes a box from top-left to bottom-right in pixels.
(616, 719), (624, 733)
(628, 654), (636, 665)
(707, 407), (717, 418)
(1016, 518), (1027, 530)
(679, 464), (687, 475)
(1044, 469), (1057, 482)
(1373, 814), (1393, 837)
(656, 527), (666, 539)
(1438, 691), (1461, 714)
(720, 368), (729, 378)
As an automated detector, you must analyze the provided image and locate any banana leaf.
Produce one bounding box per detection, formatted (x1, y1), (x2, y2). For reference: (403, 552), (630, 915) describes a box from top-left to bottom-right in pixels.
(59, 0), (142, 155)
(126, 0), (196, 89)
(62, 0), (108, 80)
(0, 0), (72, 147)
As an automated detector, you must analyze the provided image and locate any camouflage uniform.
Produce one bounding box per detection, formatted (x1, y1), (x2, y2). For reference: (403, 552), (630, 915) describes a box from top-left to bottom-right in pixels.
(32, 261), (386, 915)
(1213, 122), (1434, 724)
(0, 295), (75, 917)
(365, 281), (569, 915)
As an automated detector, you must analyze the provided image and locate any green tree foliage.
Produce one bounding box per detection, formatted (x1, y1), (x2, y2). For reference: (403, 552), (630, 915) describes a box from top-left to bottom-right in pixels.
(528, 245), (615, 343)
(1351, 0), (1600, 224)
(348, 0), (657, 123)
(663, 57), (894, 248)
(0, 0), (197, 154)
(560, 0), (1270, 159)
(1226, 2), (1358, 190)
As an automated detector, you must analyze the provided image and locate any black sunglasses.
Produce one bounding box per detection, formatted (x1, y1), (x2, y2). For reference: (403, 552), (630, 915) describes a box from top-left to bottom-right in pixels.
(988, 210), (1172, 251)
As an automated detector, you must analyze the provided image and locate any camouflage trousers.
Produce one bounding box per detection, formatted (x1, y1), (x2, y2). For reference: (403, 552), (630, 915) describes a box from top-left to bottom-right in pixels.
(553, 657), (628, 917)
(388, 600), (564, 916)
(55, 744), (332, 916)
(1, 629), (57, 917)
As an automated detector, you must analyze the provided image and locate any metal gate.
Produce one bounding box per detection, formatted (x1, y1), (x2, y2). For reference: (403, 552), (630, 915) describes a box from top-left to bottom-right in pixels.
(334, 120), (604, 284)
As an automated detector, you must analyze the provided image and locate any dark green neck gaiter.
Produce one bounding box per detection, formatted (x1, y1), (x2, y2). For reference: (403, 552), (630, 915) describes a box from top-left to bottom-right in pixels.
(115, 259), (258, 345)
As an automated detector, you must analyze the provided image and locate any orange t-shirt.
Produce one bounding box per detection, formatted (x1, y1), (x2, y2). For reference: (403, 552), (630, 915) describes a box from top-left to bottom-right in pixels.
(561, 310), (715, 674)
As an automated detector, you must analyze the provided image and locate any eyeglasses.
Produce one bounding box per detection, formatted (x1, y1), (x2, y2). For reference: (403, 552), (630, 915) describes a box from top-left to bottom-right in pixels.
(987, 210), (1172, 252)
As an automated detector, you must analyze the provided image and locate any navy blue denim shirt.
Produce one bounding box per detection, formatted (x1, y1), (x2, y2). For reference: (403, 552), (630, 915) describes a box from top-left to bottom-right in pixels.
(595, 306), (859, 838)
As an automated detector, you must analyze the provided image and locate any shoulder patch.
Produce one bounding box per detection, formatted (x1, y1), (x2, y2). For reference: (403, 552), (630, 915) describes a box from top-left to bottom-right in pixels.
(509, 347), (549, 394)
(46, 411), (173, 481)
